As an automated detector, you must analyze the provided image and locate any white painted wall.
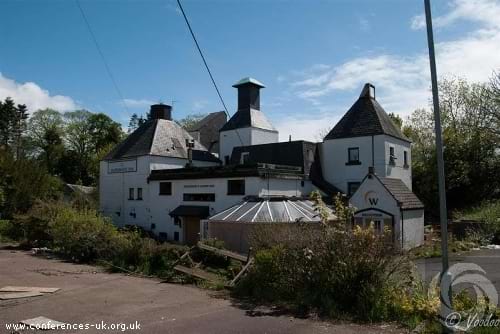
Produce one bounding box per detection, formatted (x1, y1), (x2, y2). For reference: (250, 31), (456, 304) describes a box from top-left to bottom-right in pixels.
(349, 174), (424, 249)
(321, 134), (412, 193)
(219, 128), (251, 164)
(381, 135), (412, 190)
(148, 176), (310, 242)
(99, 155), (219, 228)
(250, 128), (279, 145)
(219, 127), (279, 165)
(321, 136), (373, 193)
(401, 209), (424, 249)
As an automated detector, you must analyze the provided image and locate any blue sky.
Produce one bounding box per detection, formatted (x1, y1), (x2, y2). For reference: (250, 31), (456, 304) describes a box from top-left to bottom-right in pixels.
(1, 0), (499, 141)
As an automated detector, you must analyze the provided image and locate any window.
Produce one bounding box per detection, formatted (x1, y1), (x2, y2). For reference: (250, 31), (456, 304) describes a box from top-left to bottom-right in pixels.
(128, 188), (134, 200)
(240, 152), (250, 164)
(150, 223), (156, 230)
(403, 151), (409, 167)
(159, 182), (172, 195)
(137, 188), (143, 200)
(174, 231), (179, 242)
(159, 232), (167, 241)
(389, 146), (396, 165)
(348, 182), (360, 197)
(183, 193), (215, 202)
(227, 179), (245, 195)
(347, 147), (360, 165)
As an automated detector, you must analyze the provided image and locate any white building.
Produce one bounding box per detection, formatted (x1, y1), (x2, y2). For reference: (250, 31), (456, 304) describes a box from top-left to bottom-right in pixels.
(99, 78), (424, 248)
(219, 78), (279, 164)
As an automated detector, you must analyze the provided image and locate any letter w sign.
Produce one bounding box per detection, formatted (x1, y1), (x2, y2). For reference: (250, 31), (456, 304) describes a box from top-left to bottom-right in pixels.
(368, 198), (378, 205)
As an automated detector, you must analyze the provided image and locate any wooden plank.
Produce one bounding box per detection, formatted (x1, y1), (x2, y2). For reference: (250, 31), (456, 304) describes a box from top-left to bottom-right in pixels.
(174, 265), (220, 283)
(0, 291), (43, 300)
(228, 258), (254, 287)
(197, 242), (248, 262)
(0, 286), (60, 293)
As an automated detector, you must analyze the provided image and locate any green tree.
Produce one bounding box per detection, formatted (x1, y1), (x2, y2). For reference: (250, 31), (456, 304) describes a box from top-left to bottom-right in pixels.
(128, 113), (148, 133)
(87, 113), (123, 152)
(405, 78), (500, 216)
(0, 148), (62, 217)
(27, 109), (65, 173)
(0, 98), (29, 156)
(0, 98), (17, 148)
(388, 112), (403, 130)
(176, 113), (207, 130)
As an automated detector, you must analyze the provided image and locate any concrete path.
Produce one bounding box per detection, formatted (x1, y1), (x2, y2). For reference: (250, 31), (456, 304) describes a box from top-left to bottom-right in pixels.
(0, 249), (405, 334)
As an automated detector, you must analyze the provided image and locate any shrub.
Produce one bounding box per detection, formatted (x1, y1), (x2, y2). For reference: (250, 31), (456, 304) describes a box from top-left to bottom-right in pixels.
(110, 233), (186, 278)
(49, 204), (120, 262)
(235, 223), (407, 321)
(0, 219), (15, 242)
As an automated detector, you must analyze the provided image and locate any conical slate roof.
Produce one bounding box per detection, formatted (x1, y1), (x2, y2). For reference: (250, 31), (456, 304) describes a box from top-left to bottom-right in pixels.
(104, 119), (219, 162)
(324, 84), (410, 142)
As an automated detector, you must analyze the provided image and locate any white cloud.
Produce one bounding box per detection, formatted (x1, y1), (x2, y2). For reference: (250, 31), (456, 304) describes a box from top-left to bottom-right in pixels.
(192, 100), (209, 112)
(285, 0), (500, 122)
(276, 116), (338, 142)
(0, 73), (77, 112)
(122, 98), (155, 108)
(410, 14), (426, 30)
(411, 0), (500, 30)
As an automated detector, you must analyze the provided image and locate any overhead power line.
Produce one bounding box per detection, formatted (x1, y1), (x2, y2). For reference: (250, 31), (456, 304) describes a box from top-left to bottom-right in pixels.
(176, 0), (244, 147)
(75, 0), (130, 114)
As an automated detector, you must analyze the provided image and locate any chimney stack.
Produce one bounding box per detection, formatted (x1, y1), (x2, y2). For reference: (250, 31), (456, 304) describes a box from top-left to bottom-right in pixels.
(150, 104), (172, 120)
(185, 138), (195, 167)
(233, 77), (265, 111)
(360, 83), (375, 99)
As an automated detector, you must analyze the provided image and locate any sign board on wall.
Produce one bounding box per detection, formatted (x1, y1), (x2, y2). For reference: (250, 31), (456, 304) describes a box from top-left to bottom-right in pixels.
(108, 159), (137, 173)
(364, 191), (379, 206)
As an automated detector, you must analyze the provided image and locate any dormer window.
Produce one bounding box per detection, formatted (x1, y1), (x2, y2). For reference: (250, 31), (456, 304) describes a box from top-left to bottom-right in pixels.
(346, 147), (361, 165)
(389, 146), (396, 165)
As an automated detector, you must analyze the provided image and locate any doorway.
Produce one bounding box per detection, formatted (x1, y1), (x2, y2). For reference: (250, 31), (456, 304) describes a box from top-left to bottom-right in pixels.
(183, 216), (201, 246)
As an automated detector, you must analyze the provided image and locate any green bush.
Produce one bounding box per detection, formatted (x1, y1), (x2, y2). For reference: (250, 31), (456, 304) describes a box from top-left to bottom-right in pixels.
(110, 233), (186, 278)
(12, 201), (186, 274)
(50, 205), (119, 262)
(235, 223), (408, 321)
(0, 219), (15, 242)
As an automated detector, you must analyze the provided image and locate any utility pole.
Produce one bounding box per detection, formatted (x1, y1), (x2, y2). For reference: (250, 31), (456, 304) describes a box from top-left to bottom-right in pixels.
(424, 0), (452, 332)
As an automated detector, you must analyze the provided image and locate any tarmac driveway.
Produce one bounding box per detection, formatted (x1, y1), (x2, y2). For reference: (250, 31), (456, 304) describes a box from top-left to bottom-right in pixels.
(416, 248), (500, 292)
(0, 248), (405, 334)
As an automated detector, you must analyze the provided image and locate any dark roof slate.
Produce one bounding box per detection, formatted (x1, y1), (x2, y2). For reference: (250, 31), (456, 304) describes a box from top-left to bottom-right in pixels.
(325, 89), (410, 142)
(187, 111), (226, 132)
(378, 177), (424, 209)
(104, 119), (219, 162)
(220, 108), (276, 132)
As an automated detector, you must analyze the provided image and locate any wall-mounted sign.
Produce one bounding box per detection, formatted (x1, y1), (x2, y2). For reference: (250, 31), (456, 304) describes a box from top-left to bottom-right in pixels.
(184, 184), (215, 188)
(364, 190), (379, 206)
(108, 159), (137, 173)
